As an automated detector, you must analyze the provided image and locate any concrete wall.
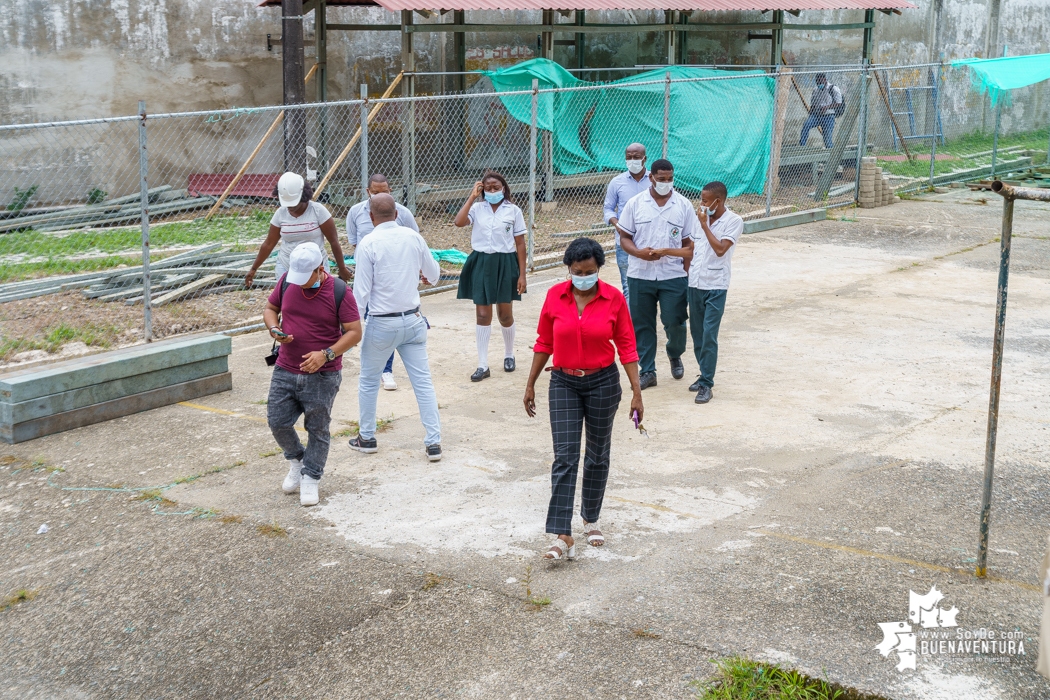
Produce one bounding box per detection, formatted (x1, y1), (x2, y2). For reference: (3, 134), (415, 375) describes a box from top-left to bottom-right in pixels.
(3, 1), (1048, 120)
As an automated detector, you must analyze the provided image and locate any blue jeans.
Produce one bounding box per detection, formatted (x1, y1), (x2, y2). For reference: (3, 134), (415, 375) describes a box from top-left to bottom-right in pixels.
(267, 367), (342, 480)
(800, 113), (836, 148)
(358, 313), (441, 445)
(688, 288), (727, 389)
(614, 240), (630, 305)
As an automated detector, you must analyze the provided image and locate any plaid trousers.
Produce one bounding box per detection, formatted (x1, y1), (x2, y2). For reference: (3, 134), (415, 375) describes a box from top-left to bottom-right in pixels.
(545, 364), (622, 535)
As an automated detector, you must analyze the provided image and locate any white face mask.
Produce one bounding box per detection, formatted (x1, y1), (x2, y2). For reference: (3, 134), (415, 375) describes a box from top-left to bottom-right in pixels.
(653, 180), (673, 196)
(626, 159), (644, 175)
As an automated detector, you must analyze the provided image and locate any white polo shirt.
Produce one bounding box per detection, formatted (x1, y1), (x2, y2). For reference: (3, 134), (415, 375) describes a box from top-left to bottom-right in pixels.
(346, 199), (419, 246)
(467, 200), (526, 254)
(689, 208), (743, 291)
(617, 189), (698, 281)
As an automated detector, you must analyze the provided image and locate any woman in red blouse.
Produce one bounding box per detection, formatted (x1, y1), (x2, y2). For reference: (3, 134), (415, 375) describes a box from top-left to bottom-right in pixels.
(524, 237), (643, 560)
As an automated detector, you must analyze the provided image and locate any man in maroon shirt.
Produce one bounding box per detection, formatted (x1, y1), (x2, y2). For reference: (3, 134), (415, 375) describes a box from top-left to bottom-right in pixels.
(264, 242), (362, 506)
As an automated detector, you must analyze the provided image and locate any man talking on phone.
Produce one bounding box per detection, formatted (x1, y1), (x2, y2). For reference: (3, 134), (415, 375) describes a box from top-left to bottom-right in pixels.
(264, 242), (362, 507)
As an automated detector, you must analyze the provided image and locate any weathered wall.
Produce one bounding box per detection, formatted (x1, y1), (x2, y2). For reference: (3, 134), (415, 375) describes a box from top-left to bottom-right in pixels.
(3, 1), (1048, 121)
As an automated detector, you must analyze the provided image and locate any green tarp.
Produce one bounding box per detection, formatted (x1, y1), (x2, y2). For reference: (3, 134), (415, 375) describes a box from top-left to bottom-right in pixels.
(953, 53), (1050, 107)
(480, 59), (775, 197)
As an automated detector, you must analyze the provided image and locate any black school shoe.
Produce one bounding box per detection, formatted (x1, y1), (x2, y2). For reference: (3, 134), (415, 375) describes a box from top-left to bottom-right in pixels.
(694, 386), (713, 404)
(504, 357), (515, 372)
(669, 356), (684, 380)
(348, 436), (378, 453)
(639, 371), (657, 390)
(689, 376), (703, 392)
(471, 367), (491, 382)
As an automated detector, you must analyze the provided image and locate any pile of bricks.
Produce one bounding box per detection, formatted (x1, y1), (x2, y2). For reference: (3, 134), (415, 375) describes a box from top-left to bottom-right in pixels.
(858, 157), (897, 208)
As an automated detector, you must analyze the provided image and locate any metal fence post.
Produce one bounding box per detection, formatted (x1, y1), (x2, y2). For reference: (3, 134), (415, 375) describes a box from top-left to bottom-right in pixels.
(360, 84), (369, 197)
(137, 100), (153, 343)
(765, 67), (780, 218)
(528, 79), (538, 271)
(855, 61), (871, 204)
(407, 73), (417, 213)
(928, 56), (943, 186)
(975, 188), (1014, 578)
(662, 71), (671, 159)
(990, 47), (1007, 179)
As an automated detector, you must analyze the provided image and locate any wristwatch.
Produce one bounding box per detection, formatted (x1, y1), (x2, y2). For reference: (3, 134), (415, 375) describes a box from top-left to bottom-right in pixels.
(322, 347), (336, 362)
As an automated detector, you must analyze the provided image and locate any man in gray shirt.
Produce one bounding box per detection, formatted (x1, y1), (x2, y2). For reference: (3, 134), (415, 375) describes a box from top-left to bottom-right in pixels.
(346, 173), (421, 391)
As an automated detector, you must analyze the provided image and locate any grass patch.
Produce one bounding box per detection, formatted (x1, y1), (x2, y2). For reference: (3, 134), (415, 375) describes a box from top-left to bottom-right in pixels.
(0, 322), (123, 361)
(219, 514), (244, 524)
(332, 416), (394, 439)
(171, 459), (246, 486)
(422, 572), (444, 590)
(259, 448), (282, 458)
(132, 489), (177, 508)
(257, 521), (288, 538)
(632, 628), (661, 639)
(693, 657), (889, 700)
(3, 588), (39, 611)
(875, 127), (1049, 180)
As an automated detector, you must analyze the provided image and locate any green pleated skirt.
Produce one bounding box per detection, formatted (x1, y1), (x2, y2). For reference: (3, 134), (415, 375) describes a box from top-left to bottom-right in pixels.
(457, 251), (521, 305)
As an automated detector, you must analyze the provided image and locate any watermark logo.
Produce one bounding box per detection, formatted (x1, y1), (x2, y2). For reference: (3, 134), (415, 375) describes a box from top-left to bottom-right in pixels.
(875, 585), (1026, 672)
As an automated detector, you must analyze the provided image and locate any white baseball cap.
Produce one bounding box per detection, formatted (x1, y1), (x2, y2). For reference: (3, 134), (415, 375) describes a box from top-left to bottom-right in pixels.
(277, 171), (305, 208)
(286, 242), (324, 286)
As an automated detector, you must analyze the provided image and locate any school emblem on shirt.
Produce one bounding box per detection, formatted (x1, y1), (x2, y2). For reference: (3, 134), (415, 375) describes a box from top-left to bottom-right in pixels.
(505, 223), (512, 234)
(670, 227), (680, 239)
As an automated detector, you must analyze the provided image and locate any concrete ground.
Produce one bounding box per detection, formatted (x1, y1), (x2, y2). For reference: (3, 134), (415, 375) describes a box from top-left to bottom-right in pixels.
(2, 187), (1050, 699)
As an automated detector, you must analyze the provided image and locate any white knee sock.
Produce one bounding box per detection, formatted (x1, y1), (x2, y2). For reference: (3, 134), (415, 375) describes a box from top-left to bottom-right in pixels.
(501, 323), (516, 358)
(476, 324), (491, 369)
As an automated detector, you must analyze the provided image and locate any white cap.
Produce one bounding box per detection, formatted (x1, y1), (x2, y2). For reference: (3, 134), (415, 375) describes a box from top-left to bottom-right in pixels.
(277, 171), (305, 208)
(286, 242), (324, 286)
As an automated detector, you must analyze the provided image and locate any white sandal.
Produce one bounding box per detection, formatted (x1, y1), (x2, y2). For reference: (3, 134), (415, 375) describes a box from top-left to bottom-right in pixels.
(543, 538), (576, 560)
(583, 523), (605, 547)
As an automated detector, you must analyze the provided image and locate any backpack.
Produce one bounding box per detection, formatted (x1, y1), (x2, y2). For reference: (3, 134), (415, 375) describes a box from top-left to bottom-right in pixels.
(266, 275), (348, 367)
(830, 85), (845, 116)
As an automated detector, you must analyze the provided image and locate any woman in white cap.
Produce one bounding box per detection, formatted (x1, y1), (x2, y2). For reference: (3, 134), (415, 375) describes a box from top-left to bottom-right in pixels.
(453, 170), (527, 383)
(245, 172), (352, 287)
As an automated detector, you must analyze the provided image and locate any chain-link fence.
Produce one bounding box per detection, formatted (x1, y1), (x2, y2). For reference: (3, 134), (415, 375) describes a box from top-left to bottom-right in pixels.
(1, 62), (1047, 367)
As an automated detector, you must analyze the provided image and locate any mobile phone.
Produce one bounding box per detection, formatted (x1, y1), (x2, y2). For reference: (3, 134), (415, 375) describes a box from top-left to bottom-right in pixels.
(271, 328), (288, 338)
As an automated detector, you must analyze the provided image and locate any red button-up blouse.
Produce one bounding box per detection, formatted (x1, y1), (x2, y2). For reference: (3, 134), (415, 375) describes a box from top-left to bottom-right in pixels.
(533, 280), (639, 368)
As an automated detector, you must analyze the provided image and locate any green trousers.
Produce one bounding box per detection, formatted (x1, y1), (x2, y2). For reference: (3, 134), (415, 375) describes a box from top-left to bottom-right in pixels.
(627, 276), (688, 374)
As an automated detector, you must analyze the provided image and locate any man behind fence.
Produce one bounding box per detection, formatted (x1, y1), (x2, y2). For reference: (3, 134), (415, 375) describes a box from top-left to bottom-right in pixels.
(603, 142), (651, 305)
(348, 193), (443, 462)
(799, 73), (844, 149)
(265, 242), (362, 507)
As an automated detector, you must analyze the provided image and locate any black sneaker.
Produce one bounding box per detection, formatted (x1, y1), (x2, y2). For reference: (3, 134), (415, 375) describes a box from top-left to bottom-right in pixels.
(504, 357), (515, 373)
(639, 371), (657, 390)
(694, 386), (712, 404)
(348, 436), (378, 453)
(471, 367), (491, 382)
(669, 356), (684, 380)
(689, 376), (703, 392)
(426, 444), (442, 462)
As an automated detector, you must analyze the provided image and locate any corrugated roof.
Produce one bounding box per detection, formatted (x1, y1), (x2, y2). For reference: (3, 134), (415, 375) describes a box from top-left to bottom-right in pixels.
(261, 0), (914, 10)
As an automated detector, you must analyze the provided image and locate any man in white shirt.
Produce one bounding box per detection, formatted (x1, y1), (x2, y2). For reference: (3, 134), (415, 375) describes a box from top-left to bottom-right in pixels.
(616, 158), (696, 390)
(348, 194), (443, 462)
(687, 181), (743, 405)
(346, 173), (420, 392)
(800, 73), (844, 149)
(602, 142), (650, 304)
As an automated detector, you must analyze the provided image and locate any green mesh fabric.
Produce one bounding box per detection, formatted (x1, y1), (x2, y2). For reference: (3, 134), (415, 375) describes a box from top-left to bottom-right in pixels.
(480, 58), (774, 197)
(952, 53), (1050, 107)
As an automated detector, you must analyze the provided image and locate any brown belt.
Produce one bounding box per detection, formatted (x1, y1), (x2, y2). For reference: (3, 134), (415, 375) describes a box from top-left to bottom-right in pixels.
(547, 366), (605, 377)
